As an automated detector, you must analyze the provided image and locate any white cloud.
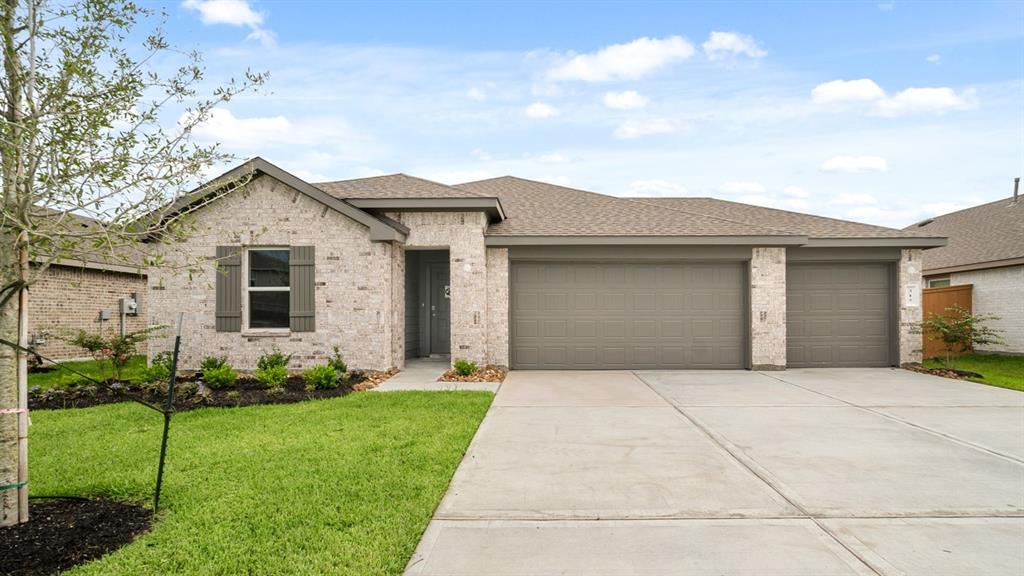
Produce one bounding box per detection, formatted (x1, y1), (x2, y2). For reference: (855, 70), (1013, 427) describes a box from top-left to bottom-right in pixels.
(187, 108), (291, 149)
(421, 170), (495, 185)
(603, 90), (649, 110)
(702, 31), (767, 61)
(547, 36), (695, 82)
(614, 118), (679, 139)
(623, 179), (687, 197)
(811, 78), (886, 104)
(719, 181), (766, 195)
(783, 185), (810, 198)
(738, 194), (777, 208)
(182, 0), (274, 47)
(525, 102), (560, 118)
(874, 87), (975, 116)
(471, 148), (492, 161)
(466, 87), (486, 101)
(820, 155), (889, 173)
(538, 153), (569, 163)
(926, 53), (942, 63)
(833, 193), (879, 206)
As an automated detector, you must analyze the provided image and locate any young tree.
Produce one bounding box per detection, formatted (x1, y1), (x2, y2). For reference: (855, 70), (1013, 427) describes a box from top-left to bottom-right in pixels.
(920, 304), (1006, 370)
(0, 0), (265, 525)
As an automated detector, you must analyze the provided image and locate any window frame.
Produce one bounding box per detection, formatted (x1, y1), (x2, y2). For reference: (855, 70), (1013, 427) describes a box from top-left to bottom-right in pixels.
(243, 247), (291, 332)
(926, 277), (951, 288)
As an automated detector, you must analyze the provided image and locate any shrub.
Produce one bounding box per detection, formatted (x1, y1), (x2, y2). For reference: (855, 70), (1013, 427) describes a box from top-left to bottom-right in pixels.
(204, 364), (238, 389)
(64, 326), (164, 381)
(144, 351), (174, 383)
(303, 364), (339, 389)
(453, 359), (477, 376)
(201, 355), (228, 372)
(255, 364), (288, 389)
(919, 305), (1006, 369)
(257, 346), (292, 371)
(328, 346), (348, 374)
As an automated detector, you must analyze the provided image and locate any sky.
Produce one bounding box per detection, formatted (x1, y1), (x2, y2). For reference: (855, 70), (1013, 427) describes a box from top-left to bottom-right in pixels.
(162, 1), (1023, 228)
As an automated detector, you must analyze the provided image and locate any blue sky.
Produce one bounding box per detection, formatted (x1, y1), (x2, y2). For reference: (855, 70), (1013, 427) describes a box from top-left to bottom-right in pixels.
(166, 1), (1023, 227)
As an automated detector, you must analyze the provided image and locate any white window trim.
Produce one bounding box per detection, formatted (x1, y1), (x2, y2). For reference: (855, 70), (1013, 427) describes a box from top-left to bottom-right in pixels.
(242, 246), (290, 333)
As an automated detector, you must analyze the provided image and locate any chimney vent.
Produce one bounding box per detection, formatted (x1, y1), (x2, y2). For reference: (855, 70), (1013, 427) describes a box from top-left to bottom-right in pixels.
(1014, 177), (1020, 203)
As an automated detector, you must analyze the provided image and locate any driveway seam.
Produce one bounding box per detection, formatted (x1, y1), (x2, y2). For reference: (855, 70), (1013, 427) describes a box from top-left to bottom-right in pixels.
(759, 372), (1024, 465)
(634, 371), (888, 576)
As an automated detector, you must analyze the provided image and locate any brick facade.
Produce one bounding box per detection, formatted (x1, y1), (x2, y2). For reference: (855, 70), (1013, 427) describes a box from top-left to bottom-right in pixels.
(485, 247), (509, 367)
(947, 264), (1024, 354)
(898, 248), (924, 366)
(29, 264), (147, 361)
(749, 247), (787, 370)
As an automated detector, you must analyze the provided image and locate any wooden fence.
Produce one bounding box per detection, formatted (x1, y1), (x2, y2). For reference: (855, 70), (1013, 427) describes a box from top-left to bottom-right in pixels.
(921, 284), (973, 359)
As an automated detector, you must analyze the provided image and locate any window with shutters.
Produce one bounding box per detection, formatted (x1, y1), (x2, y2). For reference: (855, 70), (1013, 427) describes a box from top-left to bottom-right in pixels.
(246, 248), (290, 329)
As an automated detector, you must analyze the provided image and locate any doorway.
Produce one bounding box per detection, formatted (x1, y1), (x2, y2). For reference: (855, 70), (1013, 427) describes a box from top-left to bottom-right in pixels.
(405, 250), (451, 358)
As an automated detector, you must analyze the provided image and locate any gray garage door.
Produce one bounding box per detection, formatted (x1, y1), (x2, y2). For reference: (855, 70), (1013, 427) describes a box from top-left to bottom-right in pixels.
(786, 262), (893, 368)
(511, 261), (745, 369)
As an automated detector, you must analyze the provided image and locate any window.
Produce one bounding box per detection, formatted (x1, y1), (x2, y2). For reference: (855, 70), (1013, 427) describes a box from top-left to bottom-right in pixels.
(927, 277), (951, 288)
(248, 249), (289, 329)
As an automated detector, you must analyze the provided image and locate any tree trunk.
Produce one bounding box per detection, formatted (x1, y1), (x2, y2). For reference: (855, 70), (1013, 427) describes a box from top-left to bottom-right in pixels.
(0, 262), (21, 526)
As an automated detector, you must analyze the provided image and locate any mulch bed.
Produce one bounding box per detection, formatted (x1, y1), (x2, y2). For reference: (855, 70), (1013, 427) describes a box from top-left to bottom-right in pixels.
(907, 365), (984, 381)
(0, 498), (151, 576)
(438, 365), (507, 383)
(29, 369), (394, 411)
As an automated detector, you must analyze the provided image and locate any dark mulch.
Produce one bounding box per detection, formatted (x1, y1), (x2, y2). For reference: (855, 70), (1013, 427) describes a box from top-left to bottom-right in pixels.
(29, 371), (385, 411)
(438, 365), (507, 383)
(908, 365), (985, 380)
(0, 498), (151, 576)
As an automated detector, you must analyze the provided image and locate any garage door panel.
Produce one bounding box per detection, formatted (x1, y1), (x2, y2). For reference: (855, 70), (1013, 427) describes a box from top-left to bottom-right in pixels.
(787, 262), (892, 368)
(512, 261), (745, 369)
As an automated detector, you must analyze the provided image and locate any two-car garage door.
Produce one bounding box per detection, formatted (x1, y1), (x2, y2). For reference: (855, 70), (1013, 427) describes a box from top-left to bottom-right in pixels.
(511, 261), (746, 369)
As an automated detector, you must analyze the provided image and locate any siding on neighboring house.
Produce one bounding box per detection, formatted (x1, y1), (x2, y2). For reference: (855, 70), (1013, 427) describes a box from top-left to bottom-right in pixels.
(941, 265), (1024, 354)
(29, 264), (148, 361)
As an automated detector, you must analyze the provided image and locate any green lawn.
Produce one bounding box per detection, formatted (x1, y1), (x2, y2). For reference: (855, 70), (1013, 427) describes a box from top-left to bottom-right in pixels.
(30, 391), (492, 575)
(924, 353), (1024, 392)
(29, 355), (148, 390)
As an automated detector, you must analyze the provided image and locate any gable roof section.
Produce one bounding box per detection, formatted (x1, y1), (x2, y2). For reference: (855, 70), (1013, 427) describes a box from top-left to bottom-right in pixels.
(455, 176), (805, 245)
(317, 173), (486, 199)
(904, 196), (1024, 273)
(162, 158), (405, 242)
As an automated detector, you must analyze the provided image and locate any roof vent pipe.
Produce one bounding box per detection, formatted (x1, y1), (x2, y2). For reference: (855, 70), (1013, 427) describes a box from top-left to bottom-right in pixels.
(1014, 177), (1020, 203)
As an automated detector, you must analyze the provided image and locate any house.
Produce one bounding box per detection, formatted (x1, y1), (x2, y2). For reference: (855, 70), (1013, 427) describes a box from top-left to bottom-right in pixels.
(146, 158), (945, 372)
(905, 189), (1024, 354)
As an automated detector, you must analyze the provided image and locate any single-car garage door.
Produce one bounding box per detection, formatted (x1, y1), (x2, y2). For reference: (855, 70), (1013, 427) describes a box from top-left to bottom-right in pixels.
(511, 261), (746, 369)
(786, 262), (893, 367)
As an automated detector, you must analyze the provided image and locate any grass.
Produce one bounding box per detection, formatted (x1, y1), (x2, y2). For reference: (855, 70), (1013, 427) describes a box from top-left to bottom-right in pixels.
(923, 353), (1024, 392)
(29, 355), (148, 390)
(30, 391), (492, 575)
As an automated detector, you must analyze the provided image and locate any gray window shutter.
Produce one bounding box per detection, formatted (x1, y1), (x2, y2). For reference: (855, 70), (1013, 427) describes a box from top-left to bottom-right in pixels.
(215, 246), (242, 332)
(290, 246), (315, 332)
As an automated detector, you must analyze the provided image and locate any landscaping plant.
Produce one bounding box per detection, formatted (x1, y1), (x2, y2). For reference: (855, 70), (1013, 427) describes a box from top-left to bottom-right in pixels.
(453, 359), (478, 376)
(200, 355), (229, 372)
(143, 351), (175, 384)
(328, 346), (348, 375)
(257, 347), (293, 372)
(65, 327), (164, 382)
(204, 364), (238, 390)
(255, 365), (289, 389)
(919, 305), (1006, 370)
(303, 364), (339, 390)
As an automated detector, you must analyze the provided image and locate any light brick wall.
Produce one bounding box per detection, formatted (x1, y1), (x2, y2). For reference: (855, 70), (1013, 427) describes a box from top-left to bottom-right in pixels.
(486, 247), (509, 367)
(388, 211), (490, 366)
(949, 265), (1024, 353)
(391, 245), (405, 368)
(29, 265), (148, 361)
(750, 247), (786, 370)
(148, 175), (394, 371)
(898, 248), (924, 366)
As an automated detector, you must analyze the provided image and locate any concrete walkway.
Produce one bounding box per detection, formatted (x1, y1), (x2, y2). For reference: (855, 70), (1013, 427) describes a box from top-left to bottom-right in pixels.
(373, 357), (500, 392)
(406, 368), (1024, 575)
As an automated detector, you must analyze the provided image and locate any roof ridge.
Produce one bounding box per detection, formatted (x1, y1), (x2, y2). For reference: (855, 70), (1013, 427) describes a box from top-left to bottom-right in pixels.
(456, 175), (618, 202)
(626, 197), (798, 236)
(910, 195), (1019, 226)
(316, 172), (488, 198)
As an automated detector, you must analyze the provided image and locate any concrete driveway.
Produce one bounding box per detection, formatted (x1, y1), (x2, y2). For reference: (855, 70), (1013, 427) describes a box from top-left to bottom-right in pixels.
(405, 369), (1024, 575)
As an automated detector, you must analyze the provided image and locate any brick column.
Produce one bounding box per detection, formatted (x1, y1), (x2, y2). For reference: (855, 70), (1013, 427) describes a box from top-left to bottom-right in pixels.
(750, 247), (787, 370)
(898, 248), (924, 366)
(390, 243), (405, 369)
(486, 247), (509, 367)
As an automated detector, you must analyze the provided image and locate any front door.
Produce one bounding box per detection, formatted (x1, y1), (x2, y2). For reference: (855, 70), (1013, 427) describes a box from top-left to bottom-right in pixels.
(429, 266), (451, 355)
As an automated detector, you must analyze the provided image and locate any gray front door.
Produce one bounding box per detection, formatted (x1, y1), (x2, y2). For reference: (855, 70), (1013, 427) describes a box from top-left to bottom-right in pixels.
(511, 261), (746, 369)
(786, 262), (892, 367)
(429, 266), (451, 355)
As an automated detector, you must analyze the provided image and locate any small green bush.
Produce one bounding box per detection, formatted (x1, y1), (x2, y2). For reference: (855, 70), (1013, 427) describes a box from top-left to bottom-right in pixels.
(255, 364), (288, 389)
(303, 364), (339, 389)
(453, 359), (477, 376)
(204, 364), (238, 389)
(257, 347), (292, 371)
(201, 355), (228, 372)
(328, 346), (348, 374)
(143, 351), (174, 383)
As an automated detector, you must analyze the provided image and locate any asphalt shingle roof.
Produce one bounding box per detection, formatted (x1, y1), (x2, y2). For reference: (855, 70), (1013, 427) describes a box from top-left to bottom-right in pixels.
(316, 174), (486, 199)
(903, 196), (1024, 272)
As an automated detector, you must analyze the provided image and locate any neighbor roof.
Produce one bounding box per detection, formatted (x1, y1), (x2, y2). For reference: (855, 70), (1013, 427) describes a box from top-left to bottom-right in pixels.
(904, 196), (1024, 274)
(455, 176), (799, 240)
(317, 173), (486, 199)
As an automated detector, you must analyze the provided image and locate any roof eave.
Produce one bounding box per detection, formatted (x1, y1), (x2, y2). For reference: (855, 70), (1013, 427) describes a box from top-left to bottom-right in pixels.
(346, 197), (506, 222)
(801, 237), (948, 248)
(484, 235), (809, 246)
(922, 256), (1024, 276)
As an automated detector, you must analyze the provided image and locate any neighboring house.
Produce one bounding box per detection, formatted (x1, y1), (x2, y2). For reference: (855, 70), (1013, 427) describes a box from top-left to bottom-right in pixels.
(905, 192), (1024, 354)
(146, 158), (944, 372)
